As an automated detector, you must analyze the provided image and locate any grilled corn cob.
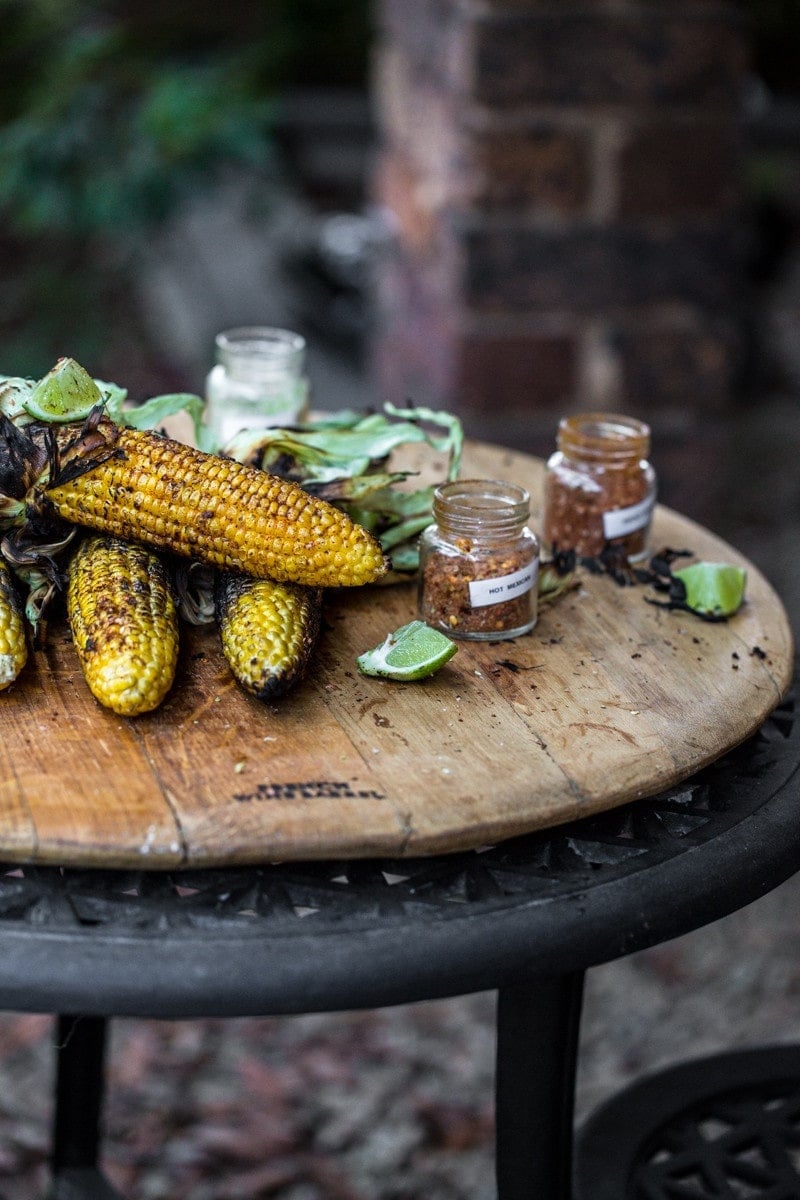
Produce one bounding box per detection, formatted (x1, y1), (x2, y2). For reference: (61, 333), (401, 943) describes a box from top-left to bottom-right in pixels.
(67, 535), (179, 716)
(30, 412), (387, 589)
(0, 554), (27, 689)
(215, 572), (322, 700)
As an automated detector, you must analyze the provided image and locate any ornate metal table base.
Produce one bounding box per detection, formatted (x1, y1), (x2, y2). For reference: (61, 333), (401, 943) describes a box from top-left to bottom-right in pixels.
(0, 684), (794, 1199)
(574, 1045), (800, 1200)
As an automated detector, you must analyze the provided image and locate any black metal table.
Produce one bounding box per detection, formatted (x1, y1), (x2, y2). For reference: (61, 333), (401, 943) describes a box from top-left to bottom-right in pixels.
(0, 680), (798, 1200)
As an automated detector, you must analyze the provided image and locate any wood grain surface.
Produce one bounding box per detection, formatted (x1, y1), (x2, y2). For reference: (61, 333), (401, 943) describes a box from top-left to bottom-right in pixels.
(0, 440), (793, 869)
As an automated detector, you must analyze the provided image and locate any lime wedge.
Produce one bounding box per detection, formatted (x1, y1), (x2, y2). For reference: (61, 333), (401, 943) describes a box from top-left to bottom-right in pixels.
(672, 561), (747, 618)
(23, 357), (102, 423)
(357, 619), (458, 681)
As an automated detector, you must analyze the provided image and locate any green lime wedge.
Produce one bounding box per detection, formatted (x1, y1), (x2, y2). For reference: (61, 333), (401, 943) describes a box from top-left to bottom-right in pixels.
(357, 619), (458, 681)
(672, 561), (747, 618)
(23, 357), (102, 423)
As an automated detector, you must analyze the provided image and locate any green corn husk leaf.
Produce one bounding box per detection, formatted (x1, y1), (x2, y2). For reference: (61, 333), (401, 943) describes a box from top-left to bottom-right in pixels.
(0, 377), (36, 425)
(1, 527), (77, 636)
(0, 360), (464, 582)
(93, 379), (128, 420)
(319, 486), (438, 550)
(311, 471), (411, 502)
(18, 565), (60, 637)
(538, 561), (579, 606)
(372, 514), (436, 551)
(342, 485), (438, 520)
(223, 404), (463, 485)
(0, 403), (128, 629)
(98, 379), (208, 447)
(169, 558), (216, 626)
(1, 357), (208, 447)
(387, 544), (422, 573)
(119, 391), (209, 443)
(75, 372), (205, 444)
(221, 403), (463, 577)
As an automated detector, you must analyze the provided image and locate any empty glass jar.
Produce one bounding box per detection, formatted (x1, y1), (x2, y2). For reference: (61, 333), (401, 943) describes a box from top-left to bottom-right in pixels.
(204, 327), (309, 448)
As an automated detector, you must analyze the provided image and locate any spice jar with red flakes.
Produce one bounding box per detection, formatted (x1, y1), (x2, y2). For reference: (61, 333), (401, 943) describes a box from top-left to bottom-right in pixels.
(543, 413), (656, 563)
(418, 479), (539, 640)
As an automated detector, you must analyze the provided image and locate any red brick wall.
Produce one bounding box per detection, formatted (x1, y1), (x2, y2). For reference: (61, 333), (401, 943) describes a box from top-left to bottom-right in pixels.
(368, 0), (749, 459)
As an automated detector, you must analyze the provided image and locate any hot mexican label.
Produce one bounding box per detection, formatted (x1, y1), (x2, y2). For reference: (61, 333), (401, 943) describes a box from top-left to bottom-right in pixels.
(603, 494), (655, 540)
(468, 560), (538, 608)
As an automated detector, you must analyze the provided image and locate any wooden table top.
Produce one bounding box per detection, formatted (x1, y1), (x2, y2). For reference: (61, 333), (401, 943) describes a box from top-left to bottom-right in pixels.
(0, 438), (792, 870)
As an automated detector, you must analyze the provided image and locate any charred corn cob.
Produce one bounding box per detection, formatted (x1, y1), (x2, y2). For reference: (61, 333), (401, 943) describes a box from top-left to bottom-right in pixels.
(67, 535), (179, 716)
(215, 572), (322, 700)
(25, 412), (387, 589)
(0, 555), (27, 689)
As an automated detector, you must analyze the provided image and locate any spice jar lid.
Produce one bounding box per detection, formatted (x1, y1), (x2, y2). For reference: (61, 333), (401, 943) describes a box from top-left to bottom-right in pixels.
(557, 413), (650, 463)
(432, 478), (531, 536)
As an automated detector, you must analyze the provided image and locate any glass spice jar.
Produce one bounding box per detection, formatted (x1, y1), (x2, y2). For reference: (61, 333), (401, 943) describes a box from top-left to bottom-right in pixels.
(418, 479), (539, 640)
(204, 326), (309, 448)
(542, 413), (656, 562)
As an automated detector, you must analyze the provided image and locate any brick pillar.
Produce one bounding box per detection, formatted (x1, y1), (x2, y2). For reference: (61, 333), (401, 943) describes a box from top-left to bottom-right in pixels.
(368, 0), (749, 473)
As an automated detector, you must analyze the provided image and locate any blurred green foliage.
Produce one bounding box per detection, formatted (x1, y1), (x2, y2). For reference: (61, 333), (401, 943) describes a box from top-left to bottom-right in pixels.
(0, 0), (371, 379)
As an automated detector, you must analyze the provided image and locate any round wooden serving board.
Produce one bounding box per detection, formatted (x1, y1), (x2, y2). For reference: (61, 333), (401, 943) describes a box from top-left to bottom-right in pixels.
(0, 440), (793, 869)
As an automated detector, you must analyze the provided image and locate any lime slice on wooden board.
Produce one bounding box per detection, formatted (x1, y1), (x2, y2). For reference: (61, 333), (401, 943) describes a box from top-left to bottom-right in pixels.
(672, 562), (747, 618)
(357, 620), (458, 681)
(23, 358), (102, 423)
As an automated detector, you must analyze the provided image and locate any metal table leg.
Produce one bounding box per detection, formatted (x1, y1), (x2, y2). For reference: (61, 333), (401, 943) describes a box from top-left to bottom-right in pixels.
(495, 972), (585, 1200)
(45, 977), (584, 1200)
(49, 1015), (126, 1200)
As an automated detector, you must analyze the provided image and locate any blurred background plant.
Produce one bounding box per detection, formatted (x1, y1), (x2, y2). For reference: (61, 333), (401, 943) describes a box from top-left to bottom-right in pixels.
(1, 0), (799, 398)
(0, 0), (371, 387)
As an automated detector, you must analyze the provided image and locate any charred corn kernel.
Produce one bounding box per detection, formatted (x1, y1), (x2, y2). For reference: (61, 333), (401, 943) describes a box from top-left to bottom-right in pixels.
(67, 535), (179, 716)
(45, 421), (387, 589)
(0, 556), (27, 689)
(215, 572), (322, 701)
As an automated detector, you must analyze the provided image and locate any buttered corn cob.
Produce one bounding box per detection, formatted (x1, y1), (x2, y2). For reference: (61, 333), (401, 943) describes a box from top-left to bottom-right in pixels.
(0, 555), (27, 690)
(215, 572), (322, 701)
(40, 417), (387, 589)
(67, 535), (179, 716)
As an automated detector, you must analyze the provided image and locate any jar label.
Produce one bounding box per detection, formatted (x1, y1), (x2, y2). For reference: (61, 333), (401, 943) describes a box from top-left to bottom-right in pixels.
(468, 560), (538, 609)
(602, 495), (654, 540)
